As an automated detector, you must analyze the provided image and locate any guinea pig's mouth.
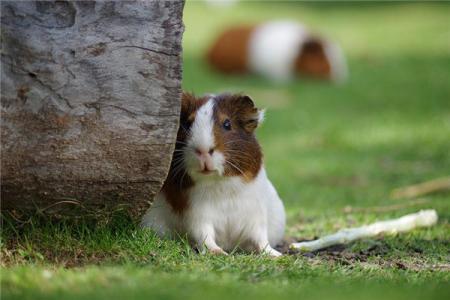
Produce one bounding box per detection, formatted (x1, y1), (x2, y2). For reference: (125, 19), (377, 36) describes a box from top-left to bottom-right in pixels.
(198, 168), (216, 175)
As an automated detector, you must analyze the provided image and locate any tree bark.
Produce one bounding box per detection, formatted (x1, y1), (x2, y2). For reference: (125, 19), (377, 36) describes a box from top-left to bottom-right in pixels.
(1, 1), (184, 217)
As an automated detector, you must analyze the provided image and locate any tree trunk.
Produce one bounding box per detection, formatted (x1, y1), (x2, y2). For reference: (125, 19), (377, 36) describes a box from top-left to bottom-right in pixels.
(1, 1), (184, 217)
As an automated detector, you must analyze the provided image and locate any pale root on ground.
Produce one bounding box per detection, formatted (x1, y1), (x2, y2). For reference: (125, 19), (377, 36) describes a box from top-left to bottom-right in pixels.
(391, 177), (450, 199)
(290, 210), (438, 252)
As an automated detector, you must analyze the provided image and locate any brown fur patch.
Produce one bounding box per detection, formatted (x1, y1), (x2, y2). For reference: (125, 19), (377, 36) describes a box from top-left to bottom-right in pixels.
(207, 25), (256, 73)
(294, 37), (331, 79)
(161, 175), (193, 215)
(161, 93), (208, 214)
(212, 94), (262, 181)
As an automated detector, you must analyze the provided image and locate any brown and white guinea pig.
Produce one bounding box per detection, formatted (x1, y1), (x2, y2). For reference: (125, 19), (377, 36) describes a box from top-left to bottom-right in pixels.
(142, 92), (285, 257)
(207, 20), (347, 82)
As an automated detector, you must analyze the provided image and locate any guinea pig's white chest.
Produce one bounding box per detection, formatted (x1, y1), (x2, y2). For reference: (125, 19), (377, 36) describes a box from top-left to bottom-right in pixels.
(185, 176), (266, 249)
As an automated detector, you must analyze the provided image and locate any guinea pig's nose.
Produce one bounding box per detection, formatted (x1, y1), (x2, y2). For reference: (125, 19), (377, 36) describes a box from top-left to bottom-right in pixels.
(195, 147), (214, 157)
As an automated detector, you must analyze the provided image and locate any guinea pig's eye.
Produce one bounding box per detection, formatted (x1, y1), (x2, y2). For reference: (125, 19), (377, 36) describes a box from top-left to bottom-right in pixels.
(222, 119), (232, 131)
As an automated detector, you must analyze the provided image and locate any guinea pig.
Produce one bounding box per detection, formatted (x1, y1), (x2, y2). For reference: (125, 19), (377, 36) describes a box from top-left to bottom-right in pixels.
(207, 20), (347, 82)
(141, 92), (286, 257)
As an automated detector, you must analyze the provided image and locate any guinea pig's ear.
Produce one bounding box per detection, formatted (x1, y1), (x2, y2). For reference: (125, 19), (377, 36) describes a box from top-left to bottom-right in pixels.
(236, 95), (264, 132)
(181, 92), (197, 114)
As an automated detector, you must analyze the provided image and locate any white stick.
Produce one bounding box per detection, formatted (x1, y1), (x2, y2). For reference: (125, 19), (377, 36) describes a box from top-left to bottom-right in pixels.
(290, 210), (438, 252)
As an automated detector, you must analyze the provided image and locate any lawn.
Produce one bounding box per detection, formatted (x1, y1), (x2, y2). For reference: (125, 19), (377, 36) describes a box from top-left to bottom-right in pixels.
(2, 2), (450, 300)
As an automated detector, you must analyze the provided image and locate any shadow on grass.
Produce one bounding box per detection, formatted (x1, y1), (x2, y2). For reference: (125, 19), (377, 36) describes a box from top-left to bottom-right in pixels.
(277, 236), (449, 271)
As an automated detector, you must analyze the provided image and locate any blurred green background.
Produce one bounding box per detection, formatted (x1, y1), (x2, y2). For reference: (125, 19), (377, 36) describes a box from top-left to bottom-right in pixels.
(2, 2), (450, 300)
(182, 1), (450, 219)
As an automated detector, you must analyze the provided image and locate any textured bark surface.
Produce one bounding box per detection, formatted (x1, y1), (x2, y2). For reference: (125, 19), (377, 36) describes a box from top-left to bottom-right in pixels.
(1, 1), (184, 217)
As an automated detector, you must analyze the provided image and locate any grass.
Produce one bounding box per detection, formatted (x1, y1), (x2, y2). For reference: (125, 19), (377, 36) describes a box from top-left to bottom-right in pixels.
(2, 2), (450, 300)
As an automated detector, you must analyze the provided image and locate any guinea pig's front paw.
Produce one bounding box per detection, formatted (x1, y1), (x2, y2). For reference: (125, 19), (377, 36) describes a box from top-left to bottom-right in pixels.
(209, 248), (229, 256)
(264, 247), (283, 258)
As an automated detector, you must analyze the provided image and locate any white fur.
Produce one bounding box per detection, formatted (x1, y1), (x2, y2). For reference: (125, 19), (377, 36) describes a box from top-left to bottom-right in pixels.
(184, 98), (226, 177)
(323, 40), (348, 83)
(188, 99), (215, 153)
(142, 167), (285, 257)
(248, 20), (347, 83)
(142, 98), (286, 256)
(257, 108), (266, 124)
(248, 21), (308, 82)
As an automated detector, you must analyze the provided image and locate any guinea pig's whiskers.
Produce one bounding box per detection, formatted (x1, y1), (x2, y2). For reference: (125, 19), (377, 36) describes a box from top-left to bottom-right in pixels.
(171, 153), (185, 163)
(169, 164), (184, 179)
(170, 157), (184, 169)
(225, 159), (245, 177)
(228, 160), (253, 172)
(171, 157), (185, 170)
(225, 156), (257, 173)
(224, 150), (258, 162)
(171, 167), (186, 183)
(225, 149), (256, 157)
(173, 149), (186, 154)
(175, 140), (187, 145)
(169, 156), (186, 180)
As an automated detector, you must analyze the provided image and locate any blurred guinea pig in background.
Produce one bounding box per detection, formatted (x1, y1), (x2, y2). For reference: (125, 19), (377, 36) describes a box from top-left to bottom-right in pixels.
(207, 20), (348, 83)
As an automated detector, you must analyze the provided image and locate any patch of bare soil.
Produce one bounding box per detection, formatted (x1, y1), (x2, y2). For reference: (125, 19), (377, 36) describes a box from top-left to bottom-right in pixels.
(276, 237), (450, 272)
